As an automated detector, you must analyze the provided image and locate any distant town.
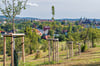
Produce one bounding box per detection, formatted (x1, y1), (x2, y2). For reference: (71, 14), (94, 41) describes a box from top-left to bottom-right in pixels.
(0, 15), (100, 24)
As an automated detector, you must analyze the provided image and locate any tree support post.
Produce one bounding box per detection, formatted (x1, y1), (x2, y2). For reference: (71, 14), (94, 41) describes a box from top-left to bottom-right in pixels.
(48, 40), (51, 63)
(68, 41), (73, 57)
(3, 37), (6, 66)
(66, 44), (69, 59)
(55, 40), (57, 62)
(48, 39), (59, 63)
(78, 43), (81, 55)
(3, 34), (25, 66)
(11, 36), (14, 66)
(22, 36), (25, 65)
(57, 40), (59, 62)
(72, 42), (73, 57)
(54, 40), (56, 62)
(53, 40), (55, 61)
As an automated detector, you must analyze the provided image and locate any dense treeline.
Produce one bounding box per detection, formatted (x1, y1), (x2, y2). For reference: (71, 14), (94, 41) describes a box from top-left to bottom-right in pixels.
(0, 20), (100, 56)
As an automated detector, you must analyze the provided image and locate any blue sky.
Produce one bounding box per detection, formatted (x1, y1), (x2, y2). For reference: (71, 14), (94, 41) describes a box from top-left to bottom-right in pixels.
(0, 0), (100, 19)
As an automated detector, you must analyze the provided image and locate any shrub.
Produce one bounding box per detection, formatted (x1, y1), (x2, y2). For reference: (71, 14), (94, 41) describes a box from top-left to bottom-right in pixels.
(35, 50), (41, 59)
(55, 34), (66, 41)
(93, 43), (96, 47)
(40, 39), (48, 52)
(61, 45), (64, 51)
(38, 61), (56, 66)
(25, 48), (30, 54)
(7, 51), (11, 56)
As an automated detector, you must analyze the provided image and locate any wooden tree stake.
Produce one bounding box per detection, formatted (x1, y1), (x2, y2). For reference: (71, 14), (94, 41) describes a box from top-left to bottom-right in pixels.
(3, 37), (6, 66)
(22, 36), (25, 64)
(48, 40), (51, 63)
(11, 36), (14, 66)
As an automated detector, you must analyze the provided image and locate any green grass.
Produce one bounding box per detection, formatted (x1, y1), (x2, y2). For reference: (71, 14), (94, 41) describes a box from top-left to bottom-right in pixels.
(1, 42), (100, 66)
(96, 45), (100, 47)
(89, 58), (100, 62)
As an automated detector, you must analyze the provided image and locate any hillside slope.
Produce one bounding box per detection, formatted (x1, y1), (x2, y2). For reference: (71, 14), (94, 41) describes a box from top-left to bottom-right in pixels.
(1, 46), (100, 66)
(45, 47), (100, 66)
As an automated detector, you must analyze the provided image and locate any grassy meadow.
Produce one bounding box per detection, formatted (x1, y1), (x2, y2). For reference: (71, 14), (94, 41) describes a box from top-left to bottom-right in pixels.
(0, 42), (100, 66)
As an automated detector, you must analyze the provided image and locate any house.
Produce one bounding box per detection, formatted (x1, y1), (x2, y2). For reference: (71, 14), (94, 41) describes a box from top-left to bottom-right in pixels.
(38, 19), (53, 22)
(32, 28), (43, 36)
(42, 34), (50, 39)
(43, 26), (50, 35)
(36, 29), (42, 36)
(37, 28), (44, 34)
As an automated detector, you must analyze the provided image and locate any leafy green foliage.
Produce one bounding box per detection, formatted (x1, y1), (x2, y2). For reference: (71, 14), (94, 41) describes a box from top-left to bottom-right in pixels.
(35, 50), (41, 59)
(56, 34), (66, 41)
(0, 0), (28, 33)
(40, 39), (48, 52)
(25, 26), (40, 54)
(38, 25), (43, 29)
(52, 6), (55, 20)
(48, 29), (54, 37)
(0, 23), (12, 32)
(0, 0), (27, 19)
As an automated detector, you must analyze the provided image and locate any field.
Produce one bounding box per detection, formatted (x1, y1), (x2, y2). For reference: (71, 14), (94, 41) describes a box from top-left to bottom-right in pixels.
(0, 42), (100, 66)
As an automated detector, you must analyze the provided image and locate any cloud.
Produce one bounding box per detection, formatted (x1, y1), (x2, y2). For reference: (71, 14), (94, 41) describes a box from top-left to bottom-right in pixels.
(0, 1), (2, 4)
(27, 3), (39, 7)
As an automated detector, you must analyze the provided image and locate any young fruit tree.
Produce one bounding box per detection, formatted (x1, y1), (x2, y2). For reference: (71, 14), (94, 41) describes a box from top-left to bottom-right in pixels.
(0, 0), (28, 33)
(52, 5), (55, 21)
(0, 0), (28, 66)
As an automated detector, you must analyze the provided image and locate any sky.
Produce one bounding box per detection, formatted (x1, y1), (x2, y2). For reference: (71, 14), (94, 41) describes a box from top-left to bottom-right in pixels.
(0, 0), (100, 19)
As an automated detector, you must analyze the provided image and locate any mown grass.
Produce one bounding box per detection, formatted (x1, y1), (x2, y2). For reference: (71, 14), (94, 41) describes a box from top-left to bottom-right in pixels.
(0, 42), (100, 66)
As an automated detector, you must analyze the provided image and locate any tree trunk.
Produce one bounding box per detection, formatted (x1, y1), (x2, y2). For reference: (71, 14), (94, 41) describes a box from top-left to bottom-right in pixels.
(92, 38), (94, 47)
(84, 40), (86, 45)
(14, 50), (18, 66)
(13, 0), (15, 34)
(30, 48), (32, 54)
(29, 45), (32, 54)
(12, 17), (15, 33)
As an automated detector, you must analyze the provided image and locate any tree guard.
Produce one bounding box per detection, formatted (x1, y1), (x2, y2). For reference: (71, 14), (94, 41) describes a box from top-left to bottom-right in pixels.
(66, 42), (69, 59)
(75, 43), (81, 55)
(67, 41), (73, 58)
(48, 38), (59, 63)
(77, 43), (81, 55)
(3, 33), (25, 66)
